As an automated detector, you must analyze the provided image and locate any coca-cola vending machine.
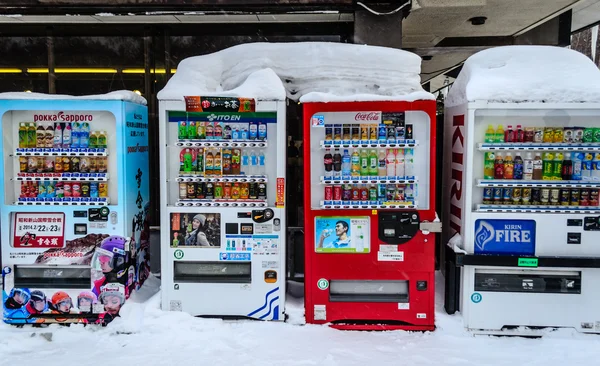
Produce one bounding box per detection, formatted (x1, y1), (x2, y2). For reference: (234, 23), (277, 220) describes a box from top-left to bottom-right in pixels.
(303, 101), (440, 330)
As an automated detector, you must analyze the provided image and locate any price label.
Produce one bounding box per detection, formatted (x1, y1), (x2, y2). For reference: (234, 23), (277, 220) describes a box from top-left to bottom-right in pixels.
(13, 212), (65, 248)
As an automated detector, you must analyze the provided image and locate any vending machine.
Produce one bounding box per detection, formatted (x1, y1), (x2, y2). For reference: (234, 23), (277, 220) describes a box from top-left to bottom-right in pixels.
(303, 100), (440, 331)
(158, 96), (286, 320)
(442, 47), (600, 335)
(0, 92), (150, 325)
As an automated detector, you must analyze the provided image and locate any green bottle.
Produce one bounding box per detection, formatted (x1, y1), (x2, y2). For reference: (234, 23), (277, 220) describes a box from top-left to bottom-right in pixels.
(183, 148), (193, 172)
(178, 121), (187, 139)
(368, 149), (378, 176)
(188, 120), (196, 139)
(360, 149), (369, 176)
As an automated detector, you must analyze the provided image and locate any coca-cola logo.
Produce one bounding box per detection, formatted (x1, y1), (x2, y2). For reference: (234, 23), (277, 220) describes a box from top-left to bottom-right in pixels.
(354, 112), (380, 121)
(33, 111), (93, 123)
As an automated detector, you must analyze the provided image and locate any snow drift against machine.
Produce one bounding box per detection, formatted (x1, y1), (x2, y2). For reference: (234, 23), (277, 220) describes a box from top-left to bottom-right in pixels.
(158, 42), (434, 102)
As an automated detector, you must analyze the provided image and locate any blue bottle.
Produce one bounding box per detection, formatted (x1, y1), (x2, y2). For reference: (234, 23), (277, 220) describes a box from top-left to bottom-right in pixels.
(341, 149), (351, 177)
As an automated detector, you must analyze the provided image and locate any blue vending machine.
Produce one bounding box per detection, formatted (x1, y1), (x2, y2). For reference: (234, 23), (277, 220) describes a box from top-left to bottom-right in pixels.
(0, 92), (150, 325)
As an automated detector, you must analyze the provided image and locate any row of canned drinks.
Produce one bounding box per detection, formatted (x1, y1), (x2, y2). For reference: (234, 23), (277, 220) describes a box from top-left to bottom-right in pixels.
(483, 187), (600, 206)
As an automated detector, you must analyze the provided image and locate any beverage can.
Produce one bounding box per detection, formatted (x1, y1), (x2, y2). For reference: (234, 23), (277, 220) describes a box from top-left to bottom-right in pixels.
(540, 188), (550, 204)
(593, 128), (600, 143)
(89, 182), (98, 198)
(188, 120), (196, 139)
(333, 124), (342, 140)
(583, 128), (595, 143)
(223, 182), (232, 199)
(81, 182), (90, 197)
(559, 188), (570, 206)
(206, 182), (215, 199)
(352, 124), (360, 140)
(186, 182), (195, 199)
(196, 182), (206, 199)
(249, 182), (258, 200)
(343, 125), (351, 140)
(405, 124), (413, 140)
(324, 185), (333, 200)
(179, 182), (186, 199)
(573, 127), (585, 143)
(493, 187), (503, 204)
(333, 185), (342, 201)
(531, 188), (541, 205)
(37, 181), (46, 199)
(553, 127), (564, 143)
(533, 127), (544, 143)
(543, 127), (554, 143)
(563, 127), (573, 143)
(394, 185), (405, 201)
(570, 189), (580, 206)
(502, 187), (512, 204)
(590, 189), (599, 206)
(80, 156), (90, 173)
(550, 188), (560, 205)
(369, 125), (378, 140)
(71, 156), (80, 172)
(249, 122), (258, 140)
(72, 182), (81, 198)
(580, 189), (590, 206)
(369, 185), (377, 201)
(325, 126), (333, 141)
(522, 187), (532, 204)
(98, 182), (108, 198)
(343, 184), (353, 201)
(257, 122), (267, 141)
(511, 187), (522, 205)
(55, 182), (64, 198)
(215, 182), (223, 199)
(378, 125), (387, 141)
(524, 127), (535, 142)
(360, 124), (369, 141)
(483, 187), (492, 204)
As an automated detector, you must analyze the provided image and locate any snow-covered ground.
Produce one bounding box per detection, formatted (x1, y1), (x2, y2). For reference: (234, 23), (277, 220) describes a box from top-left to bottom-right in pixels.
(1, 272), (598, 366)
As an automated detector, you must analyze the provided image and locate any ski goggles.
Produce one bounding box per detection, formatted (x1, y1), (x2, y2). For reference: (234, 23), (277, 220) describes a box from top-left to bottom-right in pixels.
(57, 299), (72, 308)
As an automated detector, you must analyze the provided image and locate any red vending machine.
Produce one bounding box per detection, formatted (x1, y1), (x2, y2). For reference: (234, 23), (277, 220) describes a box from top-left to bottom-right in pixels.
(303, 100), (439, 331)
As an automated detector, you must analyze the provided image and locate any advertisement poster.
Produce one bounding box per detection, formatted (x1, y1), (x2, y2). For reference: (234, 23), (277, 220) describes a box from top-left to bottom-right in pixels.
(315, 216), (370, 253)
(13, 213), (65, 248)
(474, 219), (536, 255)
(170, 213), (221, 247)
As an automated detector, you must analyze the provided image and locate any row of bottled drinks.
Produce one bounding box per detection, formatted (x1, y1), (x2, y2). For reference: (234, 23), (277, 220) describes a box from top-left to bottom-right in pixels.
(323, 148), (415, 178)
(177, 120), (268, 141)
(323, 123), (413, 142)
(179, 147), (267, 176)
(18, 155), (108, 174)
(19, 181), (108, 200)
(484, 124), (600, 143)
(482, 186), (600, 206)
(483, 151), (600, 181)
(323, 183), (416, 203)
(18, 122), (108, 149)
(178, 181), (267, 201)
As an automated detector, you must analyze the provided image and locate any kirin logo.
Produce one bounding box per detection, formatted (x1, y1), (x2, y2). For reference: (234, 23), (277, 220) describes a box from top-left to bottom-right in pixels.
(474, 221), (494, 251)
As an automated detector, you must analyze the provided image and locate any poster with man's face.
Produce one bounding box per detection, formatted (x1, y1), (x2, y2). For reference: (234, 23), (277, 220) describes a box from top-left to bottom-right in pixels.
(314, 216), (370, 253)
(170, 213), (221, 248)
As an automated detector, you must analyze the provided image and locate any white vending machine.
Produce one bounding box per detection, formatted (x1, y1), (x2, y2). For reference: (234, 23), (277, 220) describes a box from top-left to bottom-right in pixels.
(442, 46), (600, 335)
(157, 95), (286, 320)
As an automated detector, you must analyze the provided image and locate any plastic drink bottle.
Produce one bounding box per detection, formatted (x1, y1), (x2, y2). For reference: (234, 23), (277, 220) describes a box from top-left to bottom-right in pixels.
(386, 149), (396, 178)
(484, 125), (495, 143)
(351, 150), (360, 176)
(523, 152), (533, 180)
(341, 149), (351, 177)
(360, 149), (369, 176)
(484, 152), (495, 179)
(503, 152), (514, 179)
(377, 150), (386, 177)
(368, 149), (378, 176)
(513, 153), (523, 180)
(395, 149), (405, 178)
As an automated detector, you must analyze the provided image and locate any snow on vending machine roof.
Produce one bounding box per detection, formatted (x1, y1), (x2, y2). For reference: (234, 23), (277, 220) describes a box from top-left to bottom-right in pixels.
(157, 42), (436, 322)
(442, 45), (600, 336)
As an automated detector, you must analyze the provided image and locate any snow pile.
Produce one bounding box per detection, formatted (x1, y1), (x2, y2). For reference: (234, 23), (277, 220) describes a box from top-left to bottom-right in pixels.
(0, 90), (147, 105)
(1, 272), (598, 366)
(158, 42), (434, 103)
(446, 46), (600, 107)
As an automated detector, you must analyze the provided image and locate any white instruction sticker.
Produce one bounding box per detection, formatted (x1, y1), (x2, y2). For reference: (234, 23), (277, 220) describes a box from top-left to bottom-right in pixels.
(379, 244), (398, 252)
(417, 313), (427, 319)
(398, 303), (410, 310)
(261, 261), (279, 269)
(255, 224), (273, 234)
(314, 305), (327, 320)
(378, 251), (404, 261)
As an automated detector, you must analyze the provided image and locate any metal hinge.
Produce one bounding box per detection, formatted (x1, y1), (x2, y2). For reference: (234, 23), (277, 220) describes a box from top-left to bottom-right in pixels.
(419, 221), (442, 233)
